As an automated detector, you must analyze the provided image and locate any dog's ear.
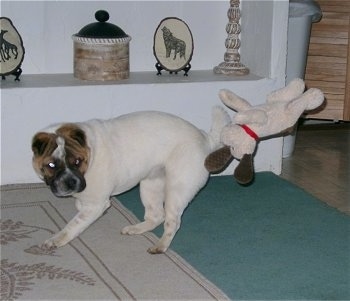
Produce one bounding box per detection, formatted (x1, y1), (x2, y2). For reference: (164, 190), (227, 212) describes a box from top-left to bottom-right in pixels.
(56, 124), (87, 147)
(233, 154), (254, 185)
(32, 132), (57, 157)
(205, 146), (233, 174)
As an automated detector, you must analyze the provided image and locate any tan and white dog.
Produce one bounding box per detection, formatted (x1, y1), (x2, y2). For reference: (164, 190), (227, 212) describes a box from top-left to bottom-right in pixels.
(32, 108), (230, 254)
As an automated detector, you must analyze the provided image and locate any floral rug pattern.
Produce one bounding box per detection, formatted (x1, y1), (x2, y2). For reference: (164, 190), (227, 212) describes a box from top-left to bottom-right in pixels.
(0, 219), (95, 300)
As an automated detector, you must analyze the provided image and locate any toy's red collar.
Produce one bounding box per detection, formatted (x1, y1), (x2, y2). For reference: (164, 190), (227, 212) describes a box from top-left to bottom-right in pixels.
(238, 124), (259, 141)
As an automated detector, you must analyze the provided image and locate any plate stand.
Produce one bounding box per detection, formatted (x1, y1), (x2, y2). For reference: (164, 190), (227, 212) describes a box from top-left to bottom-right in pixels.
(155, 62), (191, 76)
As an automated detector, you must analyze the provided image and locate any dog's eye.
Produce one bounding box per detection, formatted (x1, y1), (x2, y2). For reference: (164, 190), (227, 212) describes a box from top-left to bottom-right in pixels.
(47, 162), (56, 169)
(74, 159), (81, 166)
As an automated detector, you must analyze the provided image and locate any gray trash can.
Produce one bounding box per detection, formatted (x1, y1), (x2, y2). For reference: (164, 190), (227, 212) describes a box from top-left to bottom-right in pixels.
(283, 0), (322, 158)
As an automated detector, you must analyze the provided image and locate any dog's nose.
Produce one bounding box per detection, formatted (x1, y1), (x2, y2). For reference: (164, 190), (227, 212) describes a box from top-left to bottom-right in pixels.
(67, 177), (78, 189)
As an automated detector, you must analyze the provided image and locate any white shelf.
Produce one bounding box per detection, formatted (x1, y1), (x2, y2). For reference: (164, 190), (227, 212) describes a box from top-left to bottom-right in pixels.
(1, 70), (262, 90)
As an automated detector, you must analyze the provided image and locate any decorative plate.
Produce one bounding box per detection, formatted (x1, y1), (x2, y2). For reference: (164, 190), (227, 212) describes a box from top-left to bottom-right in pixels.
(153, 17), (193, 75)
(0, 17), (25, 80)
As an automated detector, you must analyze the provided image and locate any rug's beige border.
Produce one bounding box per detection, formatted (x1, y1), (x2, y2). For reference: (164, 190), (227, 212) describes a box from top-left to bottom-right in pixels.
(1, 183), (230, 300)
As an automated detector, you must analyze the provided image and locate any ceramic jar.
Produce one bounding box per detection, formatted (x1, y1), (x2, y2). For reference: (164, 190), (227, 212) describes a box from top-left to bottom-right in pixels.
(72, 10), (131, 81)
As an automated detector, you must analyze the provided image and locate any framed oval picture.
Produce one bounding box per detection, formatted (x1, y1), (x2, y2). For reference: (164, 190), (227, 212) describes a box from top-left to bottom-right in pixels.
(0, 17), (25, 80)
(153, 17), (193, 75)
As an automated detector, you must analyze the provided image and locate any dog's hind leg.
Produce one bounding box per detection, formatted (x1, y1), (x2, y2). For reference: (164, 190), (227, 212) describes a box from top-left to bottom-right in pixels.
(147, 181), (202, 254)
(148, 154), (209, 254)
(121, 170), (165, 235)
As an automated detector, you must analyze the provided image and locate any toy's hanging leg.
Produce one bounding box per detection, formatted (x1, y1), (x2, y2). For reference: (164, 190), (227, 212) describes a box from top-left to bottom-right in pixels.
(234, 154), (254, 185)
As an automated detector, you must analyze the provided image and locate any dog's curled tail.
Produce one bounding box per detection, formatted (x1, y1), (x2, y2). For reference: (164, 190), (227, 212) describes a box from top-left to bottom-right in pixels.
(208, 106), (231, 150)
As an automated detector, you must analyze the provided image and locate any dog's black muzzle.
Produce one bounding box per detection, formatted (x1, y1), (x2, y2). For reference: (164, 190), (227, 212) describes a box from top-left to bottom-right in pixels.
(48, 169), (86, 197)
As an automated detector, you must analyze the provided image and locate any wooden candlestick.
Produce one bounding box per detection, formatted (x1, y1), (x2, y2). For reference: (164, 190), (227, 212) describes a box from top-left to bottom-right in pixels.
(214, 0), (249, 75)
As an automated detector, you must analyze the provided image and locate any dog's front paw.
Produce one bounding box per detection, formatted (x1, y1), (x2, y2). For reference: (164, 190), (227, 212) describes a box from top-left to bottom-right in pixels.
(42, 238), (57, 250)
(42, 231), (70, 250)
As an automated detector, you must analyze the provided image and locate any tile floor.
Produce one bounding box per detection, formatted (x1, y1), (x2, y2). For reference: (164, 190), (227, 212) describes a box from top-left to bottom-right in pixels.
(280, 122), (350, 215)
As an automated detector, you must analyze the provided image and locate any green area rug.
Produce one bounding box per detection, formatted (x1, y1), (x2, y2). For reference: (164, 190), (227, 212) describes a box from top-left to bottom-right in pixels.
(117, 172), (350, 300)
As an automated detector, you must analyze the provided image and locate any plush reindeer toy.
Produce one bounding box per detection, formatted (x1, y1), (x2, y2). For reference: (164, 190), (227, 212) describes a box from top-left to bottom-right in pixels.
(205, 78), (325, 185)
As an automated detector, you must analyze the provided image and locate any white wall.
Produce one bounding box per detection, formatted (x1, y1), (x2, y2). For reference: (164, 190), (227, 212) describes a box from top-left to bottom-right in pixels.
(0, 1), (289, 185)
(241, 0), (289, 80)
(1, 1), (229, 73)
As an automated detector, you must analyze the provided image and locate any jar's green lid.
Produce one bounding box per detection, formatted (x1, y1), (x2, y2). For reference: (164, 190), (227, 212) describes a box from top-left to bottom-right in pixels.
(75, 10), (128, 38)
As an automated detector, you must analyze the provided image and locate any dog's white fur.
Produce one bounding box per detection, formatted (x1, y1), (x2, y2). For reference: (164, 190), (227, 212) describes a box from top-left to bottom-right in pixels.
(39, 108), (230, 253)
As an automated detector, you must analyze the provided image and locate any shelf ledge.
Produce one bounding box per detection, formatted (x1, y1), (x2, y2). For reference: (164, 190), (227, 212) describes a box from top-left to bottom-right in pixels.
(1, 70), (262, 89)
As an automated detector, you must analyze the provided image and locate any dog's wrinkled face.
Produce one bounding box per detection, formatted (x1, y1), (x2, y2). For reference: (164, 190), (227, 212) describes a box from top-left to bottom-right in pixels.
(32, 124), (90, 197)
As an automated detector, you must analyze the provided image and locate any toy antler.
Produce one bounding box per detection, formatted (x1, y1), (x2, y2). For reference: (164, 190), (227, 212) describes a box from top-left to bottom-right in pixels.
(205, 146), (232, 174)
(204, 146), (254, 185)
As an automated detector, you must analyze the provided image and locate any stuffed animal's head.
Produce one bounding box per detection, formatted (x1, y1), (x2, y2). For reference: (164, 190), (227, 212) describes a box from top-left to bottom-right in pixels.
(205, 78), (325, 184)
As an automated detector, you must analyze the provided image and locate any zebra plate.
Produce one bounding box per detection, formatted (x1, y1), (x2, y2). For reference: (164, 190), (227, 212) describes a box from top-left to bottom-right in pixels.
(0, 17), (25, 77)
